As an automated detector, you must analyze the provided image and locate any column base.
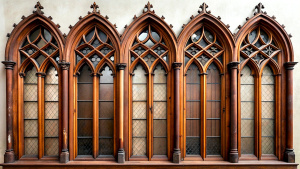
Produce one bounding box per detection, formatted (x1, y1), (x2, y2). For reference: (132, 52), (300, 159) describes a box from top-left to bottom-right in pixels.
(4, 150), (15, 163)
(284, 149), (295, 163)
(118, 149), (125, 163)
(173, 150), (181, 163)
(229, 151), (239, 163)
(60, 151), (69, 163)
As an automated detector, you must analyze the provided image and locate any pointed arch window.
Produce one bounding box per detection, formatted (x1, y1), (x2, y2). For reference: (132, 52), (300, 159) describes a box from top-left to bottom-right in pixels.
(20, 26), (60, 158)
(130, 25), (170, 160)
(239, 26), (279, 159)
(184, 26), (224, 159)
(74, 27), (116, 158)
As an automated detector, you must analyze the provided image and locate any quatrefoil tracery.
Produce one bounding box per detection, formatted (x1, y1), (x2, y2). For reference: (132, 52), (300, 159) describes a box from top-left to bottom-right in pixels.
(130, 25), (169, 71)
(75, 27), (115, 73)
(184, 27), (224, 72)
(240, 26), (280, 68)
(19, 26), (60, 72)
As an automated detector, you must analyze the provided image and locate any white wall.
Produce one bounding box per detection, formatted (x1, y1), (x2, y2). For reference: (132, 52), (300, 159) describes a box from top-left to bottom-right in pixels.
(1, 0), (300, 166)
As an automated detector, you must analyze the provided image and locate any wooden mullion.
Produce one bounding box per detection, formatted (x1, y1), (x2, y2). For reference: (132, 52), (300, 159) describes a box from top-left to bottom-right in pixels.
(37, 74), (45, 159)
(257, 73), (262, 160)
(74, 76), (78, 159)
(201, 74), (206, 159)
(93, 75), (99, 158)
(183, 75), (186, 159)
(147, 74), (151, 160)
(19, 76), (25, 158)
(275, 74), (281, 159)
(150, 74), (154, 159)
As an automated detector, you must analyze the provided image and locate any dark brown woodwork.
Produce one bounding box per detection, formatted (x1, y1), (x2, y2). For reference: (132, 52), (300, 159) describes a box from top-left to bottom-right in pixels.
(172, 62), (182, 163)
(284, 62), (297, 163)
(2, 61), (16, 163)
(58, 61), (70, 163)
(1, 1), (297, 168)
(228, 62), (239, 163)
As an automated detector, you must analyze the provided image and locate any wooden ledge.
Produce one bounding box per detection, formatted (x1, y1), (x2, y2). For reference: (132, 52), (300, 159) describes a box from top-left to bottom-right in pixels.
(1, 160), (298, 168)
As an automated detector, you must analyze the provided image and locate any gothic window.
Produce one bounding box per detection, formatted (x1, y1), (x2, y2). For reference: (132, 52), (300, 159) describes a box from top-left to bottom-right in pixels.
(20, 26), (60, 158)
(130, 25), (170, 159)
(184, 26), (224, 158)
(74, 27), (115, 158)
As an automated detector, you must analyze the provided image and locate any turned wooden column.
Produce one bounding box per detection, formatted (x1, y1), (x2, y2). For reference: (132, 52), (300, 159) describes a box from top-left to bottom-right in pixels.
(58, 61), (70, 163)
(284, 62), (297, 163)
(2, 61), (16, 163)
(117, 63), (126, 163)
(228, 62), (239, 163)
(172, 62), (182, 163)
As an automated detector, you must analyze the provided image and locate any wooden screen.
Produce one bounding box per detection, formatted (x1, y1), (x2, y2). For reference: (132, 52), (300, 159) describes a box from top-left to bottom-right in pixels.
(185, 63), (201, 155)
(130, 25), (170, 159)
(20, 26), (60, 158)
(261, 65), (275, 155)
(240, 65), (255, 155)
(206, 63), (221, 155)
(75, 27), (115, 158)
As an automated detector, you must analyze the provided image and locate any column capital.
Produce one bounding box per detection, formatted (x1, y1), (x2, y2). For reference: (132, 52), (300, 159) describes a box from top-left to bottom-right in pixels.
(284, 62), (297, 70)
(227, 62), (240, 70)
(172, 62), (182, 69)
(36, 72), (46, 77)
(117, 63), (127, 70)
(2, 61), (16, 70)
(58, 61), (70, 70)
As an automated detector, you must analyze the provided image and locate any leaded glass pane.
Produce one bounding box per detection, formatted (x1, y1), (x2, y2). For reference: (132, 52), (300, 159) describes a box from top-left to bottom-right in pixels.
(206, 63), (221, 156)
(99, 66), (114, 156)
(240, 65), (255, 155)
(77, 64), (93, 155)
(261, 65), (275, 155)
(153, 64), (167, 155)
(132, 64), (147, 156)
(24, 67), (38, 156)
(186, 63), (201, 155)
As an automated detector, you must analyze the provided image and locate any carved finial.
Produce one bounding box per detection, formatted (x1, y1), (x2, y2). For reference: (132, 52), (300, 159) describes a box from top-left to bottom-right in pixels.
(90, 2), (100, 13)
(170, 24), (173, 28)
(124, 25), (127, 28)
(79, 16), (82, 20)
(246, 17), (250, 21)
(69, 25), (73, 29)
(254, 3), (264, 15)
(226, 24), (230, 28)
(190, 15), (194, 20)
(13, 23), (17, 27)
(48, 16), (52, 20)
(63, 33), (67, 38)
(56, 24), (60, 28)
(282, 24), (285, 28)
(133, 15), (137, 20)
(217, 16), (221, 20)
(238, 25), (242, 29)
(289, 34), (292, 38)
(105, 15), (109, 19)
(161, 15), (165, 19)
(182, 24), (186, 28)
(88, 11), (91, 14)
(143, 1), (153, 13)
(271, 15), (276, 19)
(21, 15), (25, 20)
(263, 11), (267, 14)
(6, 33), (10, 37)
(114, 24), (117, 28)
(34, 1), (44, 14)
(199, 3), (210, 13)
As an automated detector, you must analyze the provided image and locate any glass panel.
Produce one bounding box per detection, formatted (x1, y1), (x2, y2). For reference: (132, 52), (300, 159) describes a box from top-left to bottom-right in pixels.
(260, 29), (269, 43)
(138, 28), (148, 41)
(36, 38), (47, 48)
(151, 29), (160, 42)
(191, 29), (201, 42)
(85, 29), (95, 42)
(42, 28), (51, 42)
(206, 63), (221, 155)
(153, 64), (167, 155)
(204, 29), (214, 42)
(186, 63), (201, 155)
(100, 47), (112, 56)
(29, 28), (40, 42)
(44, 66), (59, 156)
(77, 64), (93, 155)
(89, 54), (101, 67)
(99, 66), (114, 156)
(24, 67), (38, 156)
(35, 55), (46, 67)
(249, 29), (257, 43)
(132, 64), (147, 156)
(261, 65), (275, 155)
(144, 39), (155, 48)
(98, 29), (107, 42)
